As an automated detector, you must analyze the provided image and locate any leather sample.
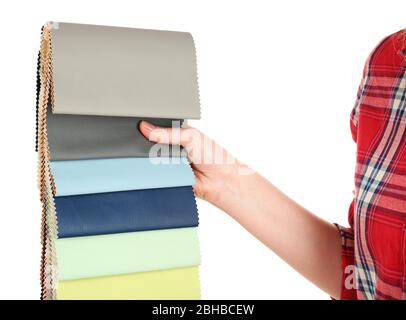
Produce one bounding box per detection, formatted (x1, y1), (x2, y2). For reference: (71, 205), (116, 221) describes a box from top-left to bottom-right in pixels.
(56, 227), (200, 280)
(55, 187), (198, 238)
(47, 110), (183, 160)
(51, 157), (194, 196)
(51, 22), (200, 119)
(36, 22), (202, 300)
(57, 267), (201, 300)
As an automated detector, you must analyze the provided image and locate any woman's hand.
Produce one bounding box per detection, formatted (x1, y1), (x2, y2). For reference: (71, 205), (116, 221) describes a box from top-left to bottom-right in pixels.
(139, 120), (343, 299)
(139, 121), (251, 204)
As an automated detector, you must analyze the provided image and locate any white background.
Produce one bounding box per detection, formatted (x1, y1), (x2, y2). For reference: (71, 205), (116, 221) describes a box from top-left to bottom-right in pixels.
(0, 0), (405, 300)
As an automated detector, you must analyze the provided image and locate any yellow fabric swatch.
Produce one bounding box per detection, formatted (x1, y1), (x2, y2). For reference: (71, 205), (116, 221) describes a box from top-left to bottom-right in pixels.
(57, 267), (200, 300)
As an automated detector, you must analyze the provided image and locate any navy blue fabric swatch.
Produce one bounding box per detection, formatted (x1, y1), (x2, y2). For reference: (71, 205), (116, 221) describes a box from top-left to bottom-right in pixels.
(55, 186), (198, 238)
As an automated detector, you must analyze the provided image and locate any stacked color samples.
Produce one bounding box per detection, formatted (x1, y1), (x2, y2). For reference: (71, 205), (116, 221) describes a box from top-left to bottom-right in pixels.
(36, 22), (201, 300)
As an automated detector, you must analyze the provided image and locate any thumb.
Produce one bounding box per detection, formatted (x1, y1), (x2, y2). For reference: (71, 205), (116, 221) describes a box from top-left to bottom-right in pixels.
(139, 120), (196, 146)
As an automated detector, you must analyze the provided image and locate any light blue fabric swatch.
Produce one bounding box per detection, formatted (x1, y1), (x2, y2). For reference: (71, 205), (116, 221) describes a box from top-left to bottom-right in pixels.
(51, 157), (195, 196)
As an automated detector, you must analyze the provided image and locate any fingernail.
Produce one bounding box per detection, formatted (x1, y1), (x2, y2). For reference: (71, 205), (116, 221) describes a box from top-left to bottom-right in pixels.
(141, 121), (155, 134)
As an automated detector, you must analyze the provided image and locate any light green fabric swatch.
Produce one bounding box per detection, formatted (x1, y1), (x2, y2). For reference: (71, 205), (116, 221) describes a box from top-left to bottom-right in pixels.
(56, 227), (200, 281)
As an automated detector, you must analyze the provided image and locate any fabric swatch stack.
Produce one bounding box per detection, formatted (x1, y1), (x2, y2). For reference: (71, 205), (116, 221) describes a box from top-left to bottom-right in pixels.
(36, 22), (201, 300)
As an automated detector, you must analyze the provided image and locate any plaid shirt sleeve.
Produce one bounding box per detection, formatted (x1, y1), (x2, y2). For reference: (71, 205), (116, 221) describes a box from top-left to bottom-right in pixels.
(333, 55), (369, 300)
(334, 207), (357, 300)
(335, 29), (406, 300)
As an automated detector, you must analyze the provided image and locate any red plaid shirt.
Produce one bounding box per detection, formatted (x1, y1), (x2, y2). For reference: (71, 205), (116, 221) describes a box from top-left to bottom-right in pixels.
(336, 29), (406, 300)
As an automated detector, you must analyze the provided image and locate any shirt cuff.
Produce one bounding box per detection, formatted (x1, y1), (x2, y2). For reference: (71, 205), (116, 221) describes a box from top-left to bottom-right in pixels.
(333, 223), (358, 300)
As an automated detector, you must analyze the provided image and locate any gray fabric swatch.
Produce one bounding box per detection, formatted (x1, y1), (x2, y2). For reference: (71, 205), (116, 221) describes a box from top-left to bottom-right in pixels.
(50, 22), (200, 119)
(47, 110), (183, 160)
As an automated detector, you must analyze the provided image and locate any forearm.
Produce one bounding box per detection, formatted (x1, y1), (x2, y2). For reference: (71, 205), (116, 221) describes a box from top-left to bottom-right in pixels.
(139, 122), (343, 298)
(208, 167), (342, 298)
